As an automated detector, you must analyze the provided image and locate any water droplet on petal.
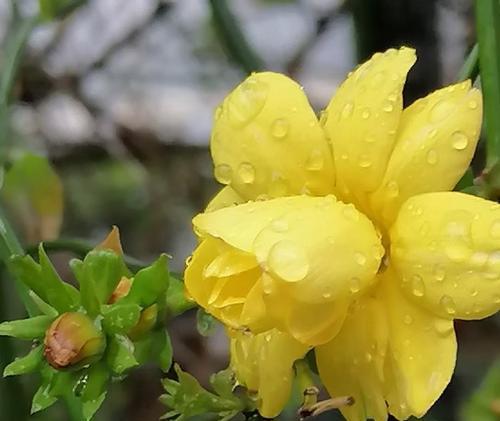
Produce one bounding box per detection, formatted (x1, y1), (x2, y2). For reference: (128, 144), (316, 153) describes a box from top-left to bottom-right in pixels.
(343, 205), (360, 221)
(365, 135), (376, 143)
(306, 149), (324, 171)
(433, 265), (446, 282)
(355, 252), (367, 266)
(267, 240), (309, 282)
(411, 275), (425, 297)
(341, 102), (354, 119)
(426, 149), (438, 165)
(214, 164), (233, 185)
(440, 295), (456, 315)
(319, 110), (328, 126)
(361, 108), (371, 119)
(383, 102), (394, 112)
(490, 219), (500, 238)
(358, 154), (372, 168)
(429, 100), (456, 123)
(271, 218), (288, 233)
(238, 162), (255, 184)
(451, 131), (468, 150)
(271, 118), (289, 139)
(386, 181), (399, 197)
(226, 77), (268, 127)
(468, 100), (478, 110)
(403, 314), (413, 325)
(350, 277), (361, 293)
(434, 319), (453, 336)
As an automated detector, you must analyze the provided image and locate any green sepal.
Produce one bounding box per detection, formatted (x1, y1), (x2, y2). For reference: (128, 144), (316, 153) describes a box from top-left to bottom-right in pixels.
(134, 329), (172, 372)
(196, 309), (217, 337)
(82, 392), (107, 421)
(0, 315), (54, 339)
(28, 291), (58, 317)
(73, 362), (110, 402)
(125, 254), (169, 308)
(31, 382), (58, 414)
(4, 344), (44, 377)
(210, 368), (237, 399)
(107, 334), (138, 375)
(70, 258), (100, 317)
(9, 250), (76, 313)
(165, 276), (195, 317)
(101, 303), (141, 334)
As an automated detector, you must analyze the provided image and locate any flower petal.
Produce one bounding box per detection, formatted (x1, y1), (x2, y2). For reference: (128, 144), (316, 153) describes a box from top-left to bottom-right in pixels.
(380, 271), (457, 419)
(229, 329), (310, 418)
(390, 192), (500, 320)
(316, 297), (389, 421)
(371, 82), (482, 227)
(211, 72), (335, 199)
(205, 186), (244, 213)
(322, 47), (416, 208)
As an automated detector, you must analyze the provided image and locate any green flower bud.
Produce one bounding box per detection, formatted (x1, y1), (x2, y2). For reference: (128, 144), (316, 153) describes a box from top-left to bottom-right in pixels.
(44, 312), (105, 369)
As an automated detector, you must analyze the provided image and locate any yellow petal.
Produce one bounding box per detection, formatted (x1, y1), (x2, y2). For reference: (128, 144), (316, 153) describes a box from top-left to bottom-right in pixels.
(229, 329), (310, 418)
(322, 47), (416, 209)
(371, 82), (482, 227)
(390, 192), (500, 320)
(380, 271), (457, 419)
(316, 297), (389, 421)
(211, 72), (335, 199)
(205, 186), (244, 213)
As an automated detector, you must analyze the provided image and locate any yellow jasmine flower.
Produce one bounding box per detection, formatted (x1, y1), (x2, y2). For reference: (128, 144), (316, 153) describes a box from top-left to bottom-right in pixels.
(185, 47), (500, 420)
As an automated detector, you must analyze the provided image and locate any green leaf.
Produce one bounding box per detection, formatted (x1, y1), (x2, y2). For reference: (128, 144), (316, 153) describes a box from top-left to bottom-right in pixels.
(462, 360), (500, 421)
(3, 345), (44, 376)
(149, 330), (173, 372)
(125, 254), (169, 307)
(0, 315), (54, 339)
(2, 153), (63, 242)
(70, 258), (100, 317)
(210, 368), (236, 399)
(82, 392), (106, 421)
(101, 303), (141, 334)
(196, 308), (217, 337)
(38, 244), (77, 311)
(107, 334), (138, 375)
(31, 382), (57, 414)
(28, 291), (59, 317)
(74, 362), (109, 402)
(476, 0), (500, 169)
(166, 276), (195, 316)
(39, 0), (85, 20)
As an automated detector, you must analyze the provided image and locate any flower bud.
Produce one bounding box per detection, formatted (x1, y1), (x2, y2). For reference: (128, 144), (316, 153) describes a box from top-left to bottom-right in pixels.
(44, 312), (105, 369)
(108, 276), (132, 304)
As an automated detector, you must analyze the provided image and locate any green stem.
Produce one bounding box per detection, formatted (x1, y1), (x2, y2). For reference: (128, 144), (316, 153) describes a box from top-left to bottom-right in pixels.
(0, 14), (38, 163)
(209, 0), (265, 74)
(475, 0), (500, 170)
(27, 237), (148, 273)
(457, 44), (479, 82)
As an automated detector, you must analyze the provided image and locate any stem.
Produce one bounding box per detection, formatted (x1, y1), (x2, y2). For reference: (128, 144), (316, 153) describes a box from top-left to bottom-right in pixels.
(475, 0), (500, 170)
(209, 0), (265, 74)
(27, 237), (148, 273)
(0, 14), (38, 163)
(456, 44), (479, 82)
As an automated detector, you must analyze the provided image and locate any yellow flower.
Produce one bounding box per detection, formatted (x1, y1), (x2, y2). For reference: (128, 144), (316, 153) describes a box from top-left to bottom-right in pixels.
(185, 47), (500, 420)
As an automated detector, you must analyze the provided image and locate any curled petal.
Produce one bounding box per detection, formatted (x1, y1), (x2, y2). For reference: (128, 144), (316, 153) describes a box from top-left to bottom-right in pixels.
(380, 271), (457, 419)
(323, 47), (416, 209)
(371, 81), (482, 227)
(316, 297), (389, 421)
(211, 72), (335, 199)
(391, 192), (500, 320)
(229, 329), (309, 418)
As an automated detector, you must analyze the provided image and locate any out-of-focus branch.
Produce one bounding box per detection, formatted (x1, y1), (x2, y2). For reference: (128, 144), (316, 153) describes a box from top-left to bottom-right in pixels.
(209, 0), (265, 74)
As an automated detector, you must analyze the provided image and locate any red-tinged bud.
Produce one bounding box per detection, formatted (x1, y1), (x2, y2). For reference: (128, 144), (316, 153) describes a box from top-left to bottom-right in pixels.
(44, 312), (105, 369)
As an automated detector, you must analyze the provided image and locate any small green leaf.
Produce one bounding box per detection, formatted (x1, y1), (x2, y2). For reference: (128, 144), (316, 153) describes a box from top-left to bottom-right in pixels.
(0, 315), (54, 339)
(31, 382), (57, 414)
(166, 276), (195, 316)
(4, 345), (44, 376)
(196, 309), (217, 337)
(462, 360), (500, 421)
(83, 250), (124, 304)
(210, 368), (236, 399)
(82, 392), (106, 421)
(28, 291), (58, 317)
(107, 334), (138, 375)
(101, 303), (141, 334)
(148, 330), (173, 372)
(125, 254), (169, 307)
(70, 258), (100, 317)
(38, 244), (77, 312)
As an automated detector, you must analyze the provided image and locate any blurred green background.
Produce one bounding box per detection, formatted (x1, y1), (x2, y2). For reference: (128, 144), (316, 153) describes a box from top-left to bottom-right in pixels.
(0, 0), (498, 420)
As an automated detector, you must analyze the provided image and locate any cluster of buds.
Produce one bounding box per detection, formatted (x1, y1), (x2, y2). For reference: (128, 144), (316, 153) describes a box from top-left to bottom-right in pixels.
(0, 227), (181, 419)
